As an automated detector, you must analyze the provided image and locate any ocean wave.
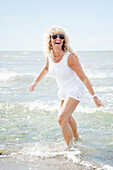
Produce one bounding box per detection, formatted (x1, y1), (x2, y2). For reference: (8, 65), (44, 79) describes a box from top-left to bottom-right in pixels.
(0, 72), (19, 82)
(77, 105), (113, 115)
(0, 71), (34, 83)
(0, 54), (26, 58)
(1, 100), (112, 117)
(14, 101), (98, 115)
(86, 72), (113, 79)
(24, 100), (59, 112)
(96, 86), (113, 92)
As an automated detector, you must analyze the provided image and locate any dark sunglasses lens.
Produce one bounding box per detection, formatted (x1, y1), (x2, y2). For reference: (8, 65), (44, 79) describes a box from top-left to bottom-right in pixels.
(52, 34), (57, 39)
(59, 34), (64, 39)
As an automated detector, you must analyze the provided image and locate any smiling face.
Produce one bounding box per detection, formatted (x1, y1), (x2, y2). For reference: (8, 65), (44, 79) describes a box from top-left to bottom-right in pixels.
(50, 33), (64, 51)
(44, 26), (69, 56)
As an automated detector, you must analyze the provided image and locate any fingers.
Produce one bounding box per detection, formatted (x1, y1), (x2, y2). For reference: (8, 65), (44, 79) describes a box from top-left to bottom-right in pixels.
(100, 102), (105, 108)
(97, 102), (105, 108)
(98, 100), (105, 108)
(29, 85), (34, 92)
(94, 98), (105, 108)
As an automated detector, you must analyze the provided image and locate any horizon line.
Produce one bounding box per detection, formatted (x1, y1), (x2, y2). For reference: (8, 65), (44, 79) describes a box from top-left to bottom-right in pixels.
(0, 49), (113, 52)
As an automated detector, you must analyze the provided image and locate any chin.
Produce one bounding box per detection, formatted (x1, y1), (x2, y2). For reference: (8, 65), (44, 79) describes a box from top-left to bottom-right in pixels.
(54, 45), (62, 49)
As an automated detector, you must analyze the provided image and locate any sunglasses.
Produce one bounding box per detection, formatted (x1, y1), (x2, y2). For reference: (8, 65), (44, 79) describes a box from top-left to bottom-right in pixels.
(51, 34), (64, 40)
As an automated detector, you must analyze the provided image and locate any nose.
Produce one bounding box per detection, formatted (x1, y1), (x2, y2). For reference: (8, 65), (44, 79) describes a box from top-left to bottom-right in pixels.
(56, 35), (61, 41)
(56, 35), (60, 40)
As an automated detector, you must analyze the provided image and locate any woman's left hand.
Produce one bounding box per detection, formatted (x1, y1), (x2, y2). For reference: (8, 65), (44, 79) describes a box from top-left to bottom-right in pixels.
(93, 97), (105, 108)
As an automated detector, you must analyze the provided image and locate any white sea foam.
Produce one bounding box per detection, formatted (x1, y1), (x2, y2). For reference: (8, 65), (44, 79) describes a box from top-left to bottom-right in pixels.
(10, 143), (103, 169)
(0, 71), (33, 82)
(86, 72), (113, 79)
(22, 52), (28, 55)
(22, 100), (112, 115)
(25, 100), (59, 112)
(76, 105), (97, 114)
(96, 86), (113, 92)
(0, 72), (18, 82)
(16, 144), (71, 160)
(97, 165), (113, 170)
(2, 55), (10, 58)
(15, 143), (81, 159)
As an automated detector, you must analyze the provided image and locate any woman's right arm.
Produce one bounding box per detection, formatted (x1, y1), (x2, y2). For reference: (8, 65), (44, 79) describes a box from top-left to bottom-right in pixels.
(29, 57), (49, 92)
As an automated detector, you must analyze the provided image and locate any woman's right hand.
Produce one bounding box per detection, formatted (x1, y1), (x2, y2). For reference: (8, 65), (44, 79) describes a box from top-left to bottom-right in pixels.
(29, 83), (36, 92)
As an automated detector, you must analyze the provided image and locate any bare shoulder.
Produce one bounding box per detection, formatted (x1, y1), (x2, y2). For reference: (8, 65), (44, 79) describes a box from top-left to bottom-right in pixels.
(68, 53), (78, 67)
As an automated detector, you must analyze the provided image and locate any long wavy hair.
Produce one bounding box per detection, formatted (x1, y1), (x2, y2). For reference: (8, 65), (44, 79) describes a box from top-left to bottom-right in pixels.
(43, 26), (78, 59)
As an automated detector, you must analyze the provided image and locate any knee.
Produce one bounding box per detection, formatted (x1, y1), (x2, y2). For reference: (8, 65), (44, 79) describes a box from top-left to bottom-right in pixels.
(57, 115), (63, 126)
(68, 116), (72, 123)
(57, 114), (66, 126)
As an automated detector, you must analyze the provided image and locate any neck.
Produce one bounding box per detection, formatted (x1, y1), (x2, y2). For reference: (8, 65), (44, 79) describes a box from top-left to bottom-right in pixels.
(52, 49), (63, 58)
(51, 50), (63, 61)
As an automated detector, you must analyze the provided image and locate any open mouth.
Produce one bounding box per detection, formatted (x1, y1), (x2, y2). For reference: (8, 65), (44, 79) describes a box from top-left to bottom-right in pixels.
(55, 41), (60, 44)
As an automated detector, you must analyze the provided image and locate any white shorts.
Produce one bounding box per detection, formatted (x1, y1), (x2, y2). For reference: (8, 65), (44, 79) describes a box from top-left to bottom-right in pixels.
(58, 87), (85, 101)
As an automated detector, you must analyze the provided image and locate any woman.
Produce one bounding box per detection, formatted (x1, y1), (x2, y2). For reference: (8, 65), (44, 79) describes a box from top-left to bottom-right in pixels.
(29, 26), (104, 147)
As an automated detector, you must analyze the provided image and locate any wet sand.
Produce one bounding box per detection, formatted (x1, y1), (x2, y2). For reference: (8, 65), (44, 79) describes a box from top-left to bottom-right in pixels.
(0, 157), (83, 170)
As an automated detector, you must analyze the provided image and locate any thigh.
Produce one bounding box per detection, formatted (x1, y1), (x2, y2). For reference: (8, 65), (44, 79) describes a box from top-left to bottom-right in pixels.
(60, 100), (64, 108)
(59, 97), (79, 120)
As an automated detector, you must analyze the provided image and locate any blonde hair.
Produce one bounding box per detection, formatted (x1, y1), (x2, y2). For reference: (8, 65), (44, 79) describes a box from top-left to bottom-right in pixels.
(43, 26), (78, 59)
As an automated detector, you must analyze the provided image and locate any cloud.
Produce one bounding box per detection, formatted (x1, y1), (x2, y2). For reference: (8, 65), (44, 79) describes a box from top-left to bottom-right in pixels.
(89, 36), (113, 44)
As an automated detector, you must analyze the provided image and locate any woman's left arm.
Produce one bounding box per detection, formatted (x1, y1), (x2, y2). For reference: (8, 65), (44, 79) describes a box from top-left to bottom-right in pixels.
(68, 54), (105, 108)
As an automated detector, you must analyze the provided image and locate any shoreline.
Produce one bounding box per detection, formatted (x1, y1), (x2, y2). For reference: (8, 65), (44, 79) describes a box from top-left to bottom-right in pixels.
(0, 157), (83, 170)
(0, 154), (113, 170)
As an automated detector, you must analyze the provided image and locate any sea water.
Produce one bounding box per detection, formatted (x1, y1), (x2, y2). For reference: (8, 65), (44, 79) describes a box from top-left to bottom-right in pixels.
(0, 51), (113, 169)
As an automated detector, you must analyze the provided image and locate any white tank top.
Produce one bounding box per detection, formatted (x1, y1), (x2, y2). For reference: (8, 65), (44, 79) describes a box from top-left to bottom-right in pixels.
(48, 51), (84, 91)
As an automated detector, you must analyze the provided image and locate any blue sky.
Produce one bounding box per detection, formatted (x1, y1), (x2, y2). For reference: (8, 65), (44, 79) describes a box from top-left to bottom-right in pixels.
(0, 0), (113, 51)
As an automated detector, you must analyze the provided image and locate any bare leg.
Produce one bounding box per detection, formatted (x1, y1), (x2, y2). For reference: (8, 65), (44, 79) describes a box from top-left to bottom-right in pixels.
(60, 100), (79, 140)
(68, 116), (79, 140)
(58, 97), (79, 147)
